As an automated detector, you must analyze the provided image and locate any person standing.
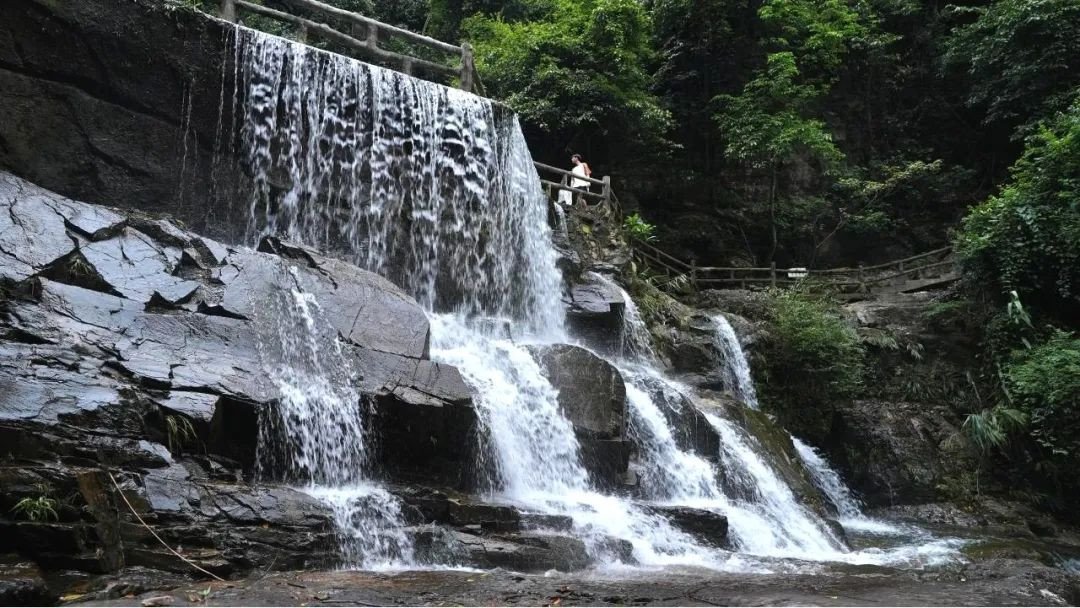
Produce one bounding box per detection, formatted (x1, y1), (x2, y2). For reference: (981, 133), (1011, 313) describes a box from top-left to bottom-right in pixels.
(570, 153), (592, 205)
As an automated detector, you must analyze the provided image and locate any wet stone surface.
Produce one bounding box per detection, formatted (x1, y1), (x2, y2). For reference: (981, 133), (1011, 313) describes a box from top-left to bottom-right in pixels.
(64, 559), (1080, 607)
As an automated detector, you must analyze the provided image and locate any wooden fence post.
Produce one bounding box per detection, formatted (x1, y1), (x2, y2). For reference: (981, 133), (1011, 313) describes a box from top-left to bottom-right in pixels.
(460, 43), (475, 92)
(220, 0), (236, 22)
(857, 263), (866, 292)
(366, 22), (379, 49)
(402, 57), (414, 76)
(296, 23), (308, 43)
(602, 176), (611, 206)
(690, 259), (697, 290)
(770, 262), (777, 287)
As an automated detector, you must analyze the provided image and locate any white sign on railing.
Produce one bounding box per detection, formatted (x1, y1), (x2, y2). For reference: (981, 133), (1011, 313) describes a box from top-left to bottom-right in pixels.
(787, 267), (808, 279)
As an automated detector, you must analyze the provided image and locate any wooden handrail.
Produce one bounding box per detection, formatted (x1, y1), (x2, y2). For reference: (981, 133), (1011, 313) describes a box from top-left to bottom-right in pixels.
(539, 179), (605, 200)
(633, 236), (956, 293)
(222, 0), (482, 92)
(275, 0), (462, 54)
(533, 161), (607, 187)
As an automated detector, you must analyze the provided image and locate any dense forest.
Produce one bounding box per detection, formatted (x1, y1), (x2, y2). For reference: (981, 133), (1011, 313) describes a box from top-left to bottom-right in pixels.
(321, 0), (1080, 518)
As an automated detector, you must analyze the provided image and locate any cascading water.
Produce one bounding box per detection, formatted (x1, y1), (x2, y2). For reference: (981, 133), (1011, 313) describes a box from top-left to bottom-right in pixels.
(232, 22), (960, 572)
(253, 268), (413, 568)
(792, 438), (863, 519)
(233, 25), (718, 569)
(711, 314), (759, 409)
(590, 273), (963, 565)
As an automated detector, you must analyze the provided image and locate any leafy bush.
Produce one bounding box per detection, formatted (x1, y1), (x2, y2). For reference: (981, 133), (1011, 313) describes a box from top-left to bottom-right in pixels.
(1002, 331), (1080, 476)
(756, 290), (865, 436)
(623, 212), (656, 242)
(957, 102), (1080, 323)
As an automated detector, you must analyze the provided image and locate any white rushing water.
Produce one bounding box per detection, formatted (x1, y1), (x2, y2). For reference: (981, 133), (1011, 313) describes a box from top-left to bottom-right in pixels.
(253, 272), (413, 568)
(234, 25), (718, 570)
(234, 24), (960, 572)
(711, 314), (760, 409)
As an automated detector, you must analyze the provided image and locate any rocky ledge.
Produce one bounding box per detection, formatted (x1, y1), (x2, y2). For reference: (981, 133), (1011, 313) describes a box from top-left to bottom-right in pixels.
(0, 171), (481, 582)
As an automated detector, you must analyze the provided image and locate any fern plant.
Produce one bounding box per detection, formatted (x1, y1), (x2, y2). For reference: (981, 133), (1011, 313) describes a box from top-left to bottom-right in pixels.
(11, 496), (59, 522)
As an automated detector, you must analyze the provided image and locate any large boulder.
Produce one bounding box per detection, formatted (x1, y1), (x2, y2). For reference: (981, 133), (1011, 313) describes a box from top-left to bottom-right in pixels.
(645, 506), (729, 548)
(527, 343), (632, 489)
(563, 273), (626, 355)
(527, 344), (626, 439)
(828, 399), (978, 506)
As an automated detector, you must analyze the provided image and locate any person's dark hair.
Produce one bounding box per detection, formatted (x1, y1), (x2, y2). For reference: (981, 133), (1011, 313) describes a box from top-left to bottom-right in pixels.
(571, 153), (582, 161)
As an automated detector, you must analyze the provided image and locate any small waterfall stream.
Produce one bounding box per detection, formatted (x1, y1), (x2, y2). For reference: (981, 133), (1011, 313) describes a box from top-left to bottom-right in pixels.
(253, 269), (413, 568)
(712, 314), (760, 409)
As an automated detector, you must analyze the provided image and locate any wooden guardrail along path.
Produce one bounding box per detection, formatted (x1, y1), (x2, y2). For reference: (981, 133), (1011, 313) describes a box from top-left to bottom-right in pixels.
(632, 239), (958, 294)
(220, 0), (482, 94)
(533, 162), (622, 218)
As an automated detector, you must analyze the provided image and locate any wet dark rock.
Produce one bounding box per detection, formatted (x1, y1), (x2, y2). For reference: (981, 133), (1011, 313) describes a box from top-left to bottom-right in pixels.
(564, 274), (625, 354)
(446, 499), (521, 532)
(221, 244), (431, 359)
(527, 343), (632, 489)
(633, 378), (721, 460)
(0, 172), (479, 578)
(0, 555), (55, 606)
(521, 513), (575, 532)
(527, 344), (626, 439)
(646, 506), (729, 548)
(78, 228), (199, 304)
(456, 531), (591, 572)
(828, 399), (977, 506)
(577, 437), (634, 491)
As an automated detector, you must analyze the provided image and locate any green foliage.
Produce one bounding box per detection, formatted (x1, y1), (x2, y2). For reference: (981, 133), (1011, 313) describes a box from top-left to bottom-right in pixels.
(957, 102), (1080, 321)
(464, 0), (672, 166)
(715, 52), (842, 171)
(1002, 331), (1080, 467)
(942, 0), (1080, 135)
(756, 290), (865, 434)
(757, 0), (879, 82)
(623, 212), (656, 242)
(963, 405), (1028, 452)
(10, 495), (59, 522)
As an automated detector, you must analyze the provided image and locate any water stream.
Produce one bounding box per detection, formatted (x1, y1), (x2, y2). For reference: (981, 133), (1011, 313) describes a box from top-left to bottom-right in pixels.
(711, 314), (760, 409)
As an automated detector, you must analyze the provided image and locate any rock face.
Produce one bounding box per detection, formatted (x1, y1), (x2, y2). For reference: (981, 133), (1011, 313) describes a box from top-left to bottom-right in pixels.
(528, 344), (626, 438)
(563, 274), (627, 355)
(644, 506), (729, 548)
(0, 172), (476, 578)
(0, 0), (251, 241)
(527, 344), (632, 489)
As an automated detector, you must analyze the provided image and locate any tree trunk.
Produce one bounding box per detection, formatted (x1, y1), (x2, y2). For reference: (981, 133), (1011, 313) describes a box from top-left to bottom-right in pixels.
(767, 164), (778, 264)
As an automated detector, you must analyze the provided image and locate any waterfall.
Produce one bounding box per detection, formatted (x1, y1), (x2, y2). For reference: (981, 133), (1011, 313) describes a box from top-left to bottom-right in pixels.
(791, 438), (863, 519)
(238, 27), (563, 334)
(233, 25), (719, 569)
(231, 24), (960, 572)
(253, 270), (413, 568)
(792, 438), (916, 536)
(711, 314), (759, 409)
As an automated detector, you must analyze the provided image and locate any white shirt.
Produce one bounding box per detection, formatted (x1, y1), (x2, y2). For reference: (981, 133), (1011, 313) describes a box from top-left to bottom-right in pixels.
(571, 164), (590, 188)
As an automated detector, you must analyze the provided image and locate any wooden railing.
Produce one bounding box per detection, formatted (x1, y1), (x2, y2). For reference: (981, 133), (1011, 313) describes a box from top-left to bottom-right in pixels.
(633, 240), (957, 293)
(220, 0), (482, 94)
(533, 161), (624, 219)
